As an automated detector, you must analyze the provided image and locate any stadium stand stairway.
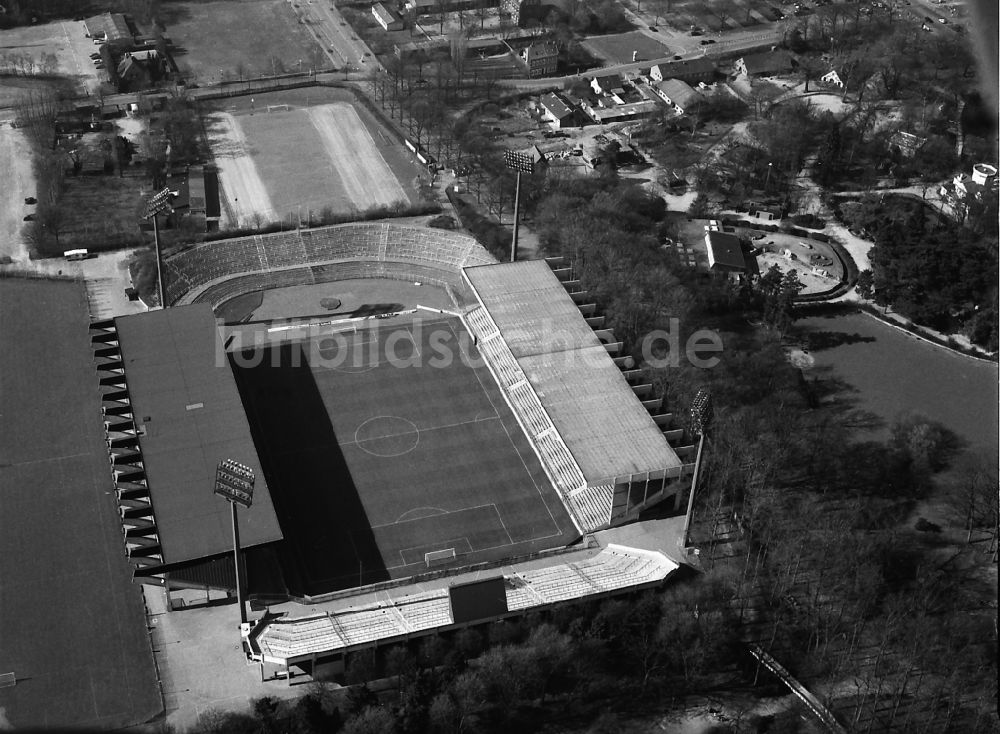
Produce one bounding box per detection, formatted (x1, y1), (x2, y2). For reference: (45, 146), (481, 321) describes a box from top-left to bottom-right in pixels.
(89, 319), (163, 571)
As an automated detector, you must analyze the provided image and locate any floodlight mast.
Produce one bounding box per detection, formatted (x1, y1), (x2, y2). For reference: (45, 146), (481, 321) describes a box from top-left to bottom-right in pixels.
(143, 187), (173, 309)
(214, 459), (255, 628)
(681, 389), (712, 550)
(503, 150), (534, 263)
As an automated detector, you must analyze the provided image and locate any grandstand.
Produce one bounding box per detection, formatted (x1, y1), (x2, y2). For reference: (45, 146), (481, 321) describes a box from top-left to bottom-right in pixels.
(463, 260), (696, 532)
(248, 544), (677, 667)
(164, 222), (495, 309)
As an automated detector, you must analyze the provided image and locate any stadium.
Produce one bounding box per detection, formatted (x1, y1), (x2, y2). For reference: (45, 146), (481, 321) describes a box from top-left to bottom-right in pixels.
(90, 221), (696, 673)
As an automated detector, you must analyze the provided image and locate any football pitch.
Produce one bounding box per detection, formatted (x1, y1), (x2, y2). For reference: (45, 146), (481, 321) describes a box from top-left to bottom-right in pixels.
(230, 316), (578, 594)
(205, 101), (413, 229)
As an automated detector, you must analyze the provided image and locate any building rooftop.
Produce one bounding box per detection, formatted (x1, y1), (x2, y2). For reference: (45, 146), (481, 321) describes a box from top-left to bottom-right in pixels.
(738, 50), (794, 76)
(539, 92), (574, 119)
(114, 304), (283, 564)
(650, 57), (716, 79)
(463, 260), (681, 486)
(656, 78), (700, 109)
(705, 230), (747, 272)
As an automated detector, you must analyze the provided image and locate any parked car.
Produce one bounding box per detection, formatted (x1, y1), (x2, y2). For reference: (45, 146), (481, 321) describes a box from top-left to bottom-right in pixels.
(700, 39), (716, 45)
(648, 25), (658, 31)
(937, 17), (947, 23)
(690, 29), (703, 36)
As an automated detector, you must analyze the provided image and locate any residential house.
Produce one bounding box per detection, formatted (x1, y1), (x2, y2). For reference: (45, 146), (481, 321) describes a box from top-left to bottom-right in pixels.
(539, 92), (579, 129)
(116, 55), (150, 92)
(705, 230), (754, 279)
(591, 74), (625, 96)
(372, 2), (404, 30)
(820, 69), (843, 87)
(734, 50), (794, 77)
(520, 41), (558, 78)
(939, 163), (999, 203)
(653, 78), (701, 114)
(649, 58), (716, 85)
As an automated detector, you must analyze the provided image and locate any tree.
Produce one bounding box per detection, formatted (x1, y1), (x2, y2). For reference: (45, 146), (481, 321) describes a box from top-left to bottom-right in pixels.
(855, 269), (874, 300)
(798, 55), (825, 92)
(343, 706), (395, 734)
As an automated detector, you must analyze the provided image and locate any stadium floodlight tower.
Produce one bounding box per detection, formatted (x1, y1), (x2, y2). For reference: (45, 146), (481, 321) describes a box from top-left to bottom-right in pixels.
(142, 187), (174, 309)
(681, 389), (713, 550)
(214, 459), (255, 628)
(503, 149), (534, 263)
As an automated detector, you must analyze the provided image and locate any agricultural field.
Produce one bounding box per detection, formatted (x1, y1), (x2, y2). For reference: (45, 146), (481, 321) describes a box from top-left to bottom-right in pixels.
(159, 0), (326, 83)
(203, 89), (422, 228)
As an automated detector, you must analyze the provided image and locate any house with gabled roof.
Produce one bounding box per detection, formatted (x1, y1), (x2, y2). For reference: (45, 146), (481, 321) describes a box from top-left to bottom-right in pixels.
(734, 50), (794, 77)
(649, 58), (716, 84)
(653, 78), (701, 114)
(539, 91), (579, 129)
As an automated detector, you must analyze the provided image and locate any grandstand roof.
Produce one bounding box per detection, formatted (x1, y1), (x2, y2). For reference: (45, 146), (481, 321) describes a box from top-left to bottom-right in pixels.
(249, 544), (677, 664)
(114, 304), (283, 564)
(463, 261), (681, 485)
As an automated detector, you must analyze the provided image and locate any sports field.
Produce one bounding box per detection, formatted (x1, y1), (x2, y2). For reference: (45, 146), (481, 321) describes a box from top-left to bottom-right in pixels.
(0, 280), (160, 729)
(206, 101), (412, 228)
(230, 316), (577, 594)
(160, 0), (325, 82)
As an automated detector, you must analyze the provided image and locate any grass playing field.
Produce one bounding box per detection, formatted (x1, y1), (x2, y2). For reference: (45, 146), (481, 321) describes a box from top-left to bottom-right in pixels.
(230, 316), (577, 594)
(0, 279), (160, 728)
(160, 0), (325, 83)
(205, 97), (416, 228)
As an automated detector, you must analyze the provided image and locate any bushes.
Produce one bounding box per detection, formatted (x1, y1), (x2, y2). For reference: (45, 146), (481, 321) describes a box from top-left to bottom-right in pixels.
(789, 213), (826, 229)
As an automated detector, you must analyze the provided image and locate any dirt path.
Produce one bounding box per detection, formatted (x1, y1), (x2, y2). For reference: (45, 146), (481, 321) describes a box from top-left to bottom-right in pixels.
(0, 124), (34, 264)
(205, 112), (278, 227)
(307, 103), (409, 210)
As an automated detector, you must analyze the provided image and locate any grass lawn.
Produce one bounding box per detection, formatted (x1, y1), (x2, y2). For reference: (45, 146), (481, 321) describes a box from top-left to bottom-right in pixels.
(160, 0), (325, 83)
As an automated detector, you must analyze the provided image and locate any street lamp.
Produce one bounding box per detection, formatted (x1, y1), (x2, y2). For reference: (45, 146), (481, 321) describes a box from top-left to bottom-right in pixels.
(764, 161), (773, 190)
(142, 187), (173, 309)
(214, 459), (255, 628)
(681, 389), (712, 550)
(503, 149), (534, 263)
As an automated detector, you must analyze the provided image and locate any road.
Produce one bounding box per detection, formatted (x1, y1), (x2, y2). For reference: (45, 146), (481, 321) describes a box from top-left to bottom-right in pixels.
(292, 0), (382, 73)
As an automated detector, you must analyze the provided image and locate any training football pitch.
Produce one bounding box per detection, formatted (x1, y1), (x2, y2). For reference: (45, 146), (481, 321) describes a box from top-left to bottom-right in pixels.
(229, 316), (578, 594)
(205, 100), (415, 228)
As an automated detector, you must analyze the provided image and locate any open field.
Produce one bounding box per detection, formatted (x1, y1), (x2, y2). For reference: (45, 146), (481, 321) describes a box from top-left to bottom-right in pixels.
(582, 31), (675, 65)
(230, 316), (577, 594)
(160, 0), (325, 82)
(205, 96), (415, 228)
(0, 280), (161, 729)
(0, 20), (101, 99)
